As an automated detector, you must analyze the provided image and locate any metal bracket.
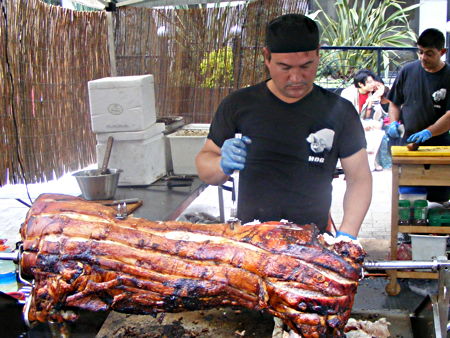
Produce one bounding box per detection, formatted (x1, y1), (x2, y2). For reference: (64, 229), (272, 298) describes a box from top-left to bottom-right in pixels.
(116, 202), (128, 220)
(433, 265), (450, 337)
(22, 281), (34, 327)
(365, 259), (450, 337)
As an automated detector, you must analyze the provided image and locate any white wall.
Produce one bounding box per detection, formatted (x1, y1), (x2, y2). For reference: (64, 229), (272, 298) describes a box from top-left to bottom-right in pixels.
(61, 0), (75, 9)
(420, 0), (447, 36)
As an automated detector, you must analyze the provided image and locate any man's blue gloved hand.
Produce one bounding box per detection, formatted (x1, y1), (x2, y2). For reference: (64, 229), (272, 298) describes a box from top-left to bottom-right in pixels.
(220, 136), (252, 175)
(335, 230), (357, 240)
(386, 121), (401, 138)
(407, 129), (432, 144)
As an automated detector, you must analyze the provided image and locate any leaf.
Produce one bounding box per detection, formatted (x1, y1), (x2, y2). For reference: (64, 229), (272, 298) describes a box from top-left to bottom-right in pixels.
(313, 0), (417, 82)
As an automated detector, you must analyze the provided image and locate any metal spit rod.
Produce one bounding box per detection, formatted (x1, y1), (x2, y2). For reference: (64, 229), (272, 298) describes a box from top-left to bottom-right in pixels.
(0, 249), (448, 269)
(0, 251), (448, 270)
(364, 259), (450, 271)
(0, 251), (19, 262)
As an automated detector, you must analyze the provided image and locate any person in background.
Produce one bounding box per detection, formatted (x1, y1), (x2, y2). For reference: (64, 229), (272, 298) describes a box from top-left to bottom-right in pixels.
(367, 75), (390, 122)
(195, 13), (372, 239)
(341, 69), (388, 171)
(371, 75), (394, 170)
(387, 28), (450, 202)
(341, 69), (378, 118)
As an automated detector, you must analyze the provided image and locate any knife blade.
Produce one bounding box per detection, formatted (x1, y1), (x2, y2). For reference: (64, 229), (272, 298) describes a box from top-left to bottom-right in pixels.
(103, 198), (140, 206)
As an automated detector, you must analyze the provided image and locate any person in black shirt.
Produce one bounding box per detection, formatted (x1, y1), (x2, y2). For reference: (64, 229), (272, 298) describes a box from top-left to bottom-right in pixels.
(195, 14), (372, 239)
(387, 28), (450, 202)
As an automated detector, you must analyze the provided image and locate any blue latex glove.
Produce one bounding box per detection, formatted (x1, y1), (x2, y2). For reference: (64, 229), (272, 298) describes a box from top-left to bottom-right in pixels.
(386, 121), (401, 138)
(220, 136), (252, 175)
(335, 230), (357, 240)
(407, 129), (432, 144)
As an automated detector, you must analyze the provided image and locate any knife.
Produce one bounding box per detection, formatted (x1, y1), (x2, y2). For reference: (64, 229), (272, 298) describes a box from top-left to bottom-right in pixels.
(103, 198), (140, 206)
(227, 133), (242, 229)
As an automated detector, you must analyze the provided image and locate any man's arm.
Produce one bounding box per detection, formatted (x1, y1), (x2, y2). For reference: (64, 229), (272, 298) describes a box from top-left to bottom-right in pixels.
(338, 148), (372, 238)
(195, 139), (229, 186)
(388, 101), (401, 122)
(427, 110), (450, 136)
(407, 110), (450, 143)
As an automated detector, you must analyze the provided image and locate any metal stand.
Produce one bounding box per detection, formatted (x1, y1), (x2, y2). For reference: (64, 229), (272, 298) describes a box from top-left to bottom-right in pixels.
(364, 259), (450, 337)
(1, 247), (448, 336)
(0, 246), (33, 327)
(433, 265), (449, 337)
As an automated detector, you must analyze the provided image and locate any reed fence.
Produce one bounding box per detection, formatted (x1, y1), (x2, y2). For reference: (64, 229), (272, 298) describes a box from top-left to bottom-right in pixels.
(1, 0), (110, 185)
(115, 0), (308, 123)
(0, 0), (308, 185)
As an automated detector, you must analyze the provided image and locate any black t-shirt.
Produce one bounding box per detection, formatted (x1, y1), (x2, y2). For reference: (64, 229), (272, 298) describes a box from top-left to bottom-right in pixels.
(387, 60), (450, 145)
(208, 81), (366, 231)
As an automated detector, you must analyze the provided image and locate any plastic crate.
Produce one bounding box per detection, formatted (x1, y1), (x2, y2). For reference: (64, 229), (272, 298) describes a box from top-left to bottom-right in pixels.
(428, 208), (450, 227)
(167, 124), (210, 175)
(410, 234), (448, 260)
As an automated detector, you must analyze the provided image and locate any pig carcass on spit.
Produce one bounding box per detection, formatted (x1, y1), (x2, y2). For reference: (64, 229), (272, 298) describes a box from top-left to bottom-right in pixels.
(20, 194), (365, 338)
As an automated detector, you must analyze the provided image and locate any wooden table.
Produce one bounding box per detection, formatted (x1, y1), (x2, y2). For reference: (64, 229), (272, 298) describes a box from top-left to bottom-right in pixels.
(387, 155), (450, 295)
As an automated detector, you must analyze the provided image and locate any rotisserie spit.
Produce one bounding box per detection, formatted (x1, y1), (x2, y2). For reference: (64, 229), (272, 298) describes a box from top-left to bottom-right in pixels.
(19, 193), (366, 337)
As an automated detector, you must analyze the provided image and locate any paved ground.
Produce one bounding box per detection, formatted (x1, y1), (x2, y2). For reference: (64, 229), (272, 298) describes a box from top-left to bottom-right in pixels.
(331, 168), (392, 240)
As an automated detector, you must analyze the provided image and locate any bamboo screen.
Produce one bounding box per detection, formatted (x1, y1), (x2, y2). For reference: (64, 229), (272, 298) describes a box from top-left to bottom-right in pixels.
(0, 0), (110, 185)
(114, 0), (308, 123)
(0, 0), (307, 185)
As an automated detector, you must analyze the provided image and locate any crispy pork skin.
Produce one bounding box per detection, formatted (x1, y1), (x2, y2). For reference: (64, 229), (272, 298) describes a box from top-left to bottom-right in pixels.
(20, 194), (365, 337)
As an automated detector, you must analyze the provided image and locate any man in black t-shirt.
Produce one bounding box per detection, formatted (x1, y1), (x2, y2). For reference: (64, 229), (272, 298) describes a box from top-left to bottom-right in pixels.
(387, 28), (450, 202)
(195, 14), (372, 238)
(387, 28), (450, 145)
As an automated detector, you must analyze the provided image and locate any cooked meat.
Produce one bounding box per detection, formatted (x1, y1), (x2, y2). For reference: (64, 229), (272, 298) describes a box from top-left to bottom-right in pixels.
(344, 318), (391, 338)
(20, 194), (365, 337)
(406, 143), (420, 151)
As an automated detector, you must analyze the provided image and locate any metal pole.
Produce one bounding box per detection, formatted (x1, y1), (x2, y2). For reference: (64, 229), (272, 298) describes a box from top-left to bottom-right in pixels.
(376, 49), (382, 76)
(364, 259), (450, 270)
(0, 251), (19, 262)
(218, 186), (225, 223)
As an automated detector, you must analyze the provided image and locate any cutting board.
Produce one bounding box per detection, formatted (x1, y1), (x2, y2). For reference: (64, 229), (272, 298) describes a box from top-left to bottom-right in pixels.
(391, 146), (450, 157)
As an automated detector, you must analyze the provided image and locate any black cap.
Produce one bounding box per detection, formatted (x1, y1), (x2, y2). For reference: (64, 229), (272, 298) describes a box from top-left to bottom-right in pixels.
(266, 14), (319, 53)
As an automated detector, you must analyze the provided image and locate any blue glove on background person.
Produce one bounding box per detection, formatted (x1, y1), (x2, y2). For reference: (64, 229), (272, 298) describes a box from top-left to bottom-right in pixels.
(407, 129), (432, 144)
(335, 230), (357, 240)
(220, 136), (252, 175)
(386, 121), (401, 138)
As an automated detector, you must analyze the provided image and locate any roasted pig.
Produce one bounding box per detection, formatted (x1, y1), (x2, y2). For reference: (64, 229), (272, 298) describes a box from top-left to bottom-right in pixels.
(20, 194), (365, 337)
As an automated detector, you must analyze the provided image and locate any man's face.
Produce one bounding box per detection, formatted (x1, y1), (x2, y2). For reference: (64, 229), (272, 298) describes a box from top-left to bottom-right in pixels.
(264, 48), (319, 102)
(358, 76), (376, 94)
(417, 45), (446, 72)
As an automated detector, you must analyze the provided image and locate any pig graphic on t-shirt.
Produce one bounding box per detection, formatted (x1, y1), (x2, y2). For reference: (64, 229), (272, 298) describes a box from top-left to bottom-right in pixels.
(306, 128), (335, 154)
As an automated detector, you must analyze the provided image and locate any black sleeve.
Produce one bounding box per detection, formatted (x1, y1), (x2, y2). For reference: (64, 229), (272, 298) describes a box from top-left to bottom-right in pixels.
(337, 100), (367, 159)
(207, 95), (238, 148)
(387, 68), (405, 107)
(445, 69), (450, 111)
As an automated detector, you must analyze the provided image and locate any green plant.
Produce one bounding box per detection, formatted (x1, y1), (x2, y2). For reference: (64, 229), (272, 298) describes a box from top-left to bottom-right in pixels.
(310, 0), (419, 83)
(199, 47), (234, 88)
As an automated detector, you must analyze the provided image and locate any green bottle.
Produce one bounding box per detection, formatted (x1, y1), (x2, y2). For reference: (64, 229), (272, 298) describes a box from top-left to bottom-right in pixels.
(398, 200), (410, 225)
(413, 200), (428, 225)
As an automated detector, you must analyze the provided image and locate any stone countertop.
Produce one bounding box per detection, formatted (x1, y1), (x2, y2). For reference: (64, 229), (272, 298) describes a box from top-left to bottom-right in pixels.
(114, 177), (207, 221)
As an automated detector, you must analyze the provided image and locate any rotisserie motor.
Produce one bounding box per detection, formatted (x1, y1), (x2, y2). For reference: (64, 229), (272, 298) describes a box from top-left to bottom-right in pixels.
(20, 194), (365, 337)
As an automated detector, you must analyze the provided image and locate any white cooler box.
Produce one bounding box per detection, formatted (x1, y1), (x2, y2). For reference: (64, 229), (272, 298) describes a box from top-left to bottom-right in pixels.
(410, 234), (449, 260)
(96, 123), (166, 186)
(88, 74), (156, 133)
(167, 124), (210, 175)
